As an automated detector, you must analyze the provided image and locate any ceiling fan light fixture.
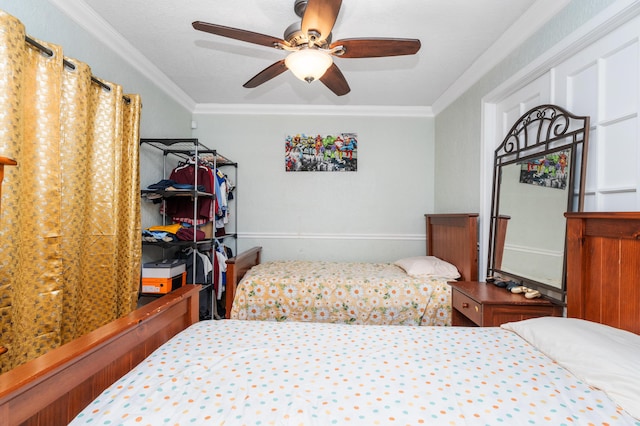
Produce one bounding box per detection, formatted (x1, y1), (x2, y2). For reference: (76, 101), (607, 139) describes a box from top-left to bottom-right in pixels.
(285, 48), (333, 83)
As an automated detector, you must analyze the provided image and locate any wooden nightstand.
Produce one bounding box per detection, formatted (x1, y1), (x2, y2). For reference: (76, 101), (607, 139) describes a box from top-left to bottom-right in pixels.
(450, 281), (563, 327)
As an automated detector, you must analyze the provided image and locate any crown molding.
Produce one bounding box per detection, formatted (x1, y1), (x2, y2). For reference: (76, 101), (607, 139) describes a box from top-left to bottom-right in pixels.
(46, 0), (433, 118)
(432, 0), (571, 115)
(48, 0), (196, 112)
(48, 0), (594, 119)
(193, 103), (433, 117)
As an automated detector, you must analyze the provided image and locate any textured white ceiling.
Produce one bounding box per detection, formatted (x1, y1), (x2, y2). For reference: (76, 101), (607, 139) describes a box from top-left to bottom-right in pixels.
(74, 0), (559, 108)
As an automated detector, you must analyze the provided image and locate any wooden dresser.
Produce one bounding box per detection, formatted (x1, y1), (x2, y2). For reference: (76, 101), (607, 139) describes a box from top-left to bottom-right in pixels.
(450, 281), (563, 327)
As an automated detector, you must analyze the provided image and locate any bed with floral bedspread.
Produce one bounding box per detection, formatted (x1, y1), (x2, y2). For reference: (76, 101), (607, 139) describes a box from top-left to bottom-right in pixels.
(229, 259), (454, 326)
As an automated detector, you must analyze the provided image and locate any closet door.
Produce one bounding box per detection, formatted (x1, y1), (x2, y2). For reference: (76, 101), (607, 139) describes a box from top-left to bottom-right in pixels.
(554, 15), (640, 211)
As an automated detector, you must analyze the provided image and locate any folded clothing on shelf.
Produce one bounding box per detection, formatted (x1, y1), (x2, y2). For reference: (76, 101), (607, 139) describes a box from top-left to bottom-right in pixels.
(147, 179), (206, 192)
(142, 229), (177, 243)
(147, 179), (177, 190)
(176, 227), (206, 241)
(167, 183), (206, 191)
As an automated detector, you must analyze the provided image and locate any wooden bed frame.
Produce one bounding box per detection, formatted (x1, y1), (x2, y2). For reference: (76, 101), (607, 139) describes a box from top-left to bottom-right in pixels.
(0, 285), (201, 426)
(2, 211), (639, 425)
(425, 213), (479, 282)
(224, 213), (479, 319)
(225, 245), (262, 319)
(565, 212), (640, 334)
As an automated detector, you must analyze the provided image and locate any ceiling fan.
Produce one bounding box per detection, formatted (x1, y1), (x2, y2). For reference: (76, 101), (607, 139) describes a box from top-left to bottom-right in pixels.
(192, 0), (421, 96)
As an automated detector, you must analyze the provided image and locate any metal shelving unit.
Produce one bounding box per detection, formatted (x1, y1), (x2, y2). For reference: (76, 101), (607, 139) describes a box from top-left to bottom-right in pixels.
(140, 138), (237, 319)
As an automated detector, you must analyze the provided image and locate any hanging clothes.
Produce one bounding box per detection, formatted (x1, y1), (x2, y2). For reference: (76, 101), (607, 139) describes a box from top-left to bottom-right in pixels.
(215, 245), (228, 300)
(164, 162), (234, 233)
(179, 247), (213, 284)
(164, 162), (214, 224)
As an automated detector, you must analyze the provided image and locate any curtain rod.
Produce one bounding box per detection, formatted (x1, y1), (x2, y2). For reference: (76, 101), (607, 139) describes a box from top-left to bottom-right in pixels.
(25, 36), (131, 104)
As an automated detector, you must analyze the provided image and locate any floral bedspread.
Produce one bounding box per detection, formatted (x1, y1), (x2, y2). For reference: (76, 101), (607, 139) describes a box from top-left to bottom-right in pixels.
(230, 260), (452, 326)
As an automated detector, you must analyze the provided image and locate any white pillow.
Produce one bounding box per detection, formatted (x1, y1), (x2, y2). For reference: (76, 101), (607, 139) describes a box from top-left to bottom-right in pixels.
(394, 256), (460, 279)
(501, 317), (640, 420)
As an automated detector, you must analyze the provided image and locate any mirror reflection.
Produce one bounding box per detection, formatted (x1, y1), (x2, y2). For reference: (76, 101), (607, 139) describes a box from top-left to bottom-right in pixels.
(498, 154), (569, 288)
(488, 105), (590, 301)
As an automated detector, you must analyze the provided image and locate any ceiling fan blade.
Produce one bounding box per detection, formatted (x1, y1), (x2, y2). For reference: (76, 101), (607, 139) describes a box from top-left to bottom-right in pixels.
(330, 38), (421, 58)
(301, 0), (342, 43)
(243, 60), (288, 88)
(319, 63), (350, 96)
(193, 21), (285, 48)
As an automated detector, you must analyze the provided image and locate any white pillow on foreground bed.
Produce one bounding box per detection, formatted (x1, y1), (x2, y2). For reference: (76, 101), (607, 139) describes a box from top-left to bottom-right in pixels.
(501, 316), (640, 420)
(394, 256), (460, 279)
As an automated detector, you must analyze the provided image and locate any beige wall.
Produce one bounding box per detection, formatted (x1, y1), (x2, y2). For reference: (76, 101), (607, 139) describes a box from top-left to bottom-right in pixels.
(193, 110), (435, 262)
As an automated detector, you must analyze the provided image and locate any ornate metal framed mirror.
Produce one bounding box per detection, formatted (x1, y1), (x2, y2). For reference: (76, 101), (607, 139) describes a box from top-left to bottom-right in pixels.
(487, 104), (590, 302)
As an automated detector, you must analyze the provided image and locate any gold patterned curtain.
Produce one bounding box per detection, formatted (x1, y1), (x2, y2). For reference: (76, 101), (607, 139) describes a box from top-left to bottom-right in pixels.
(0, 10), (142, 372)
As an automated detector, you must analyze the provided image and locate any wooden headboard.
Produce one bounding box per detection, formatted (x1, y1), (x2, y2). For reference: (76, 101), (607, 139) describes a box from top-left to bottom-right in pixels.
(565, 212), (640, 334)
(425, 213), (479, 281)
